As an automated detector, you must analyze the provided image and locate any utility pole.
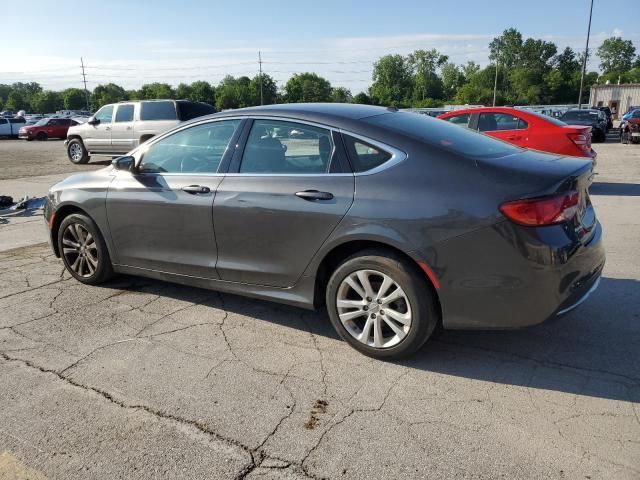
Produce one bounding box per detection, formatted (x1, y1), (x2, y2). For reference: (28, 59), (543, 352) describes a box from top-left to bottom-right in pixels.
(258, 50), (264, 105)
(578, 0), (594, 109)
(492, 47), (499, 107)
(80, 57), (89, 111)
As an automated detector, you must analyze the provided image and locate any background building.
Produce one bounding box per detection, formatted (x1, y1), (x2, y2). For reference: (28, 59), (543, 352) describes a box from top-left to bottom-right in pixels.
(589, 83), (640, 119)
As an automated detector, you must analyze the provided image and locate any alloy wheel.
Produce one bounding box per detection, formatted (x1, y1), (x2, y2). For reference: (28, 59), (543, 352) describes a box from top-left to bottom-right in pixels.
(69, 143), (83, 162)
(336, 269), (412, 348)
(62, 223), (99, 278)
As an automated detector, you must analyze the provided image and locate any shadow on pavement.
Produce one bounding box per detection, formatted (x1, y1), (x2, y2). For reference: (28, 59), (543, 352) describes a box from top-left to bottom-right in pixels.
(102, 275), (639, 403)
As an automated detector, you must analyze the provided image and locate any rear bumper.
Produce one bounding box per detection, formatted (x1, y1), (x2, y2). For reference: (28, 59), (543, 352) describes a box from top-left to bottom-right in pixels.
(435, 219), (605, 329)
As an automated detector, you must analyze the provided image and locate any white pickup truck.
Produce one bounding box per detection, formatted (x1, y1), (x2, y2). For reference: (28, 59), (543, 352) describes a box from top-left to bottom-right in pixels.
(0, 117), (26, 137)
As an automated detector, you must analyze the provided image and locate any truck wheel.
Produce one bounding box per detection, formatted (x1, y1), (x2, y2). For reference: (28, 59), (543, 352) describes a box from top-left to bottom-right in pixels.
(36, 132), (48, 141)
(67, 139), (90, 164)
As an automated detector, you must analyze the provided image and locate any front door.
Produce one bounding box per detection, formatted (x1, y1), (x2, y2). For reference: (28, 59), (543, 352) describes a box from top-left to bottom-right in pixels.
(213, 119), (354, 287)
(106, 118), (243, 278)
(111, 103), (136, 153)
(84, 105), (114, 152)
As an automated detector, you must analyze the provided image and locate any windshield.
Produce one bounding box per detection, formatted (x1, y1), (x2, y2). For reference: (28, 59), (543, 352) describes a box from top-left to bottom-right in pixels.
(561, 111), (598, 122)
(34, 118), (49, 126)
(366, 112), (521, 159)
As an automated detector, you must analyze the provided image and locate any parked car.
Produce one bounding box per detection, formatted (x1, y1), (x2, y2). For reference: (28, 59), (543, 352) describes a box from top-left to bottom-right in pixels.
(0, 110), (15, 117)
(620, 109), (640, 144)
(65, 99), (217, 164)
(44, 104), (604, 359)
(18, 117), (78, 141)
(621, 108), (640, 122)
(593, 106), (613, 130)
(24, 115), (44, 126)
(437, 107), (597, 159)
(0, 116), (26, 137)
(560, 109), (607, 143)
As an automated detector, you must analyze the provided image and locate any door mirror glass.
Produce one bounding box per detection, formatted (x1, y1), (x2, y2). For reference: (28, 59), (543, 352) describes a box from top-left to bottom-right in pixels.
(112, 155), (135, 171)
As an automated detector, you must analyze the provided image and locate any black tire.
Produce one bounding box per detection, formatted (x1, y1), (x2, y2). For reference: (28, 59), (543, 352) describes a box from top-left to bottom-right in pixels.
(57, 213), (113, 285)
(325, 249), (438, 360)
(621, 130), (629, 144)
(67, 138), (90, 164)
(36, 132), (47, 141)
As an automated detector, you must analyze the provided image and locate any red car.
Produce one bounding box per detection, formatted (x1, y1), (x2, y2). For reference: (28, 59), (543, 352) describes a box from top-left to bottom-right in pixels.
(18, 117), (79, 141)
(437, 107), (596, 160)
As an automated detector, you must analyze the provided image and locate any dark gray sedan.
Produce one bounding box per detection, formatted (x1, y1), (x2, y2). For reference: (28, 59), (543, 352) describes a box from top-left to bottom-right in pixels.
(44, 104), (605, 359)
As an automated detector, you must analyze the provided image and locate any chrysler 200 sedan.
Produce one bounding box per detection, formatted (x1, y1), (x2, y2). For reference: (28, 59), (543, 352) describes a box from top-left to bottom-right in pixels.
(44, 104), (605, 359)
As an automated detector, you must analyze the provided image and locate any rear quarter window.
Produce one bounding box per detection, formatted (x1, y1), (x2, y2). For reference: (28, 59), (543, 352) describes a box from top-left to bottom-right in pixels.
(176, 101), (216, 121)
(366, 112), (521, 159)
(343, 135), (393, 172)
(140, 101), (177, 121)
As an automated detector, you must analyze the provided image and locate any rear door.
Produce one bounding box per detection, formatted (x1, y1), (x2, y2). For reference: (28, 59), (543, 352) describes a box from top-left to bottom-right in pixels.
(213, 118), (354, 287)
(111, 103), (136, 153)
(84, 105), (114, 151)
(477, 112), (529, 147)
(106, 118), (243, 278)
(0, 118), (9, 136)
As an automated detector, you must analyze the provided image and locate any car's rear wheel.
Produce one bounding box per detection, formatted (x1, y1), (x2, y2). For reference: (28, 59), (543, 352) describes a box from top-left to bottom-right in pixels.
(67, 138), (90, 164)
(58, 213), (113, 285)
(36, 132), (47, 141)
(325, 249), (438, 359)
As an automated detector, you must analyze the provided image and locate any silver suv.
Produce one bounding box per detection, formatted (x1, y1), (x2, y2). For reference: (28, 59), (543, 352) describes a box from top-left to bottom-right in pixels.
(65, 99), (216, 164)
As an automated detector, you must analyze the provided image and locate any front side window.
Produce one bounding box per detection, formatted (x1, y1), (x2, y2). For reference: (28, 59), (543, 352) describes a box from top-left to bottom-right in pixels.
(240, 120), (334, 174)
(477, 113), (528, 132)
(115, 104), (134, 123)
(343, 135), (392, 173)
(140, 101), (177, 121)
(444, 113), (471, 128)
(94, 105), (114, 124)
(139, 120), (241, 174)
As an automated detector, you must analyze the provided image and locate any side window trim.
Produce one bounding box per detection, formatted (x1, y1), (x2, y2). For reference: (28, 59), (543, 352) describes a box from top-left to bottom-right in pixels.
(339, 130), (406, 176)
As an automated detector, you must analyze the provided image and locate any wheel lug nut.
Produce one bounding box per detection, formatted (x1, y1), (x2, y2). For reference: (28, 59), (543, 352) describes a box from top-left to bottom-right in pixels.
(371, 313), (376, 319)
(363, 305), (368, 311)
(377, 299), (382, 304)
(380, 310), (385, 315)
(366, 297), (372, 302)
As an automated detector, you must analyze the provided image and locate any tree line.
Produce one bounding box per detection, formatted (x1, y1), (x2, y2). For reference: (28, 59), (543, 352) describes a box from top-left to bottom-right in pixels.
(1, 29), (638, 113)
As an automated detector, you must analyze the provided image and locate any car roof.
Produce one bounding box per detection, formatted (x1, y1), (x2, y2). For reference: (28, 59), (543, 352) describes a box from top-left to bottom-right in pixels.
(209, 103), (396, 124)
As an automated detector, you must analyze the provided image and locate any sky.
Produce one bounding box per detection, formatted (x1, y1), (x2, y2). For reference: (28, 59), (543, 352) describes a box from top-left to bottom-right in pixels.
(2, 0), (638, 94)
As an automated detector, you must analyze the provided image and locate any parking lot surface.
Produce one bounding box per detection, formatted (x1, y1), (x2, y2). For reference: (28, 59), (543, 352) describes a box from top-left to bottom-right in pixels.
(0, 138), (639, 479)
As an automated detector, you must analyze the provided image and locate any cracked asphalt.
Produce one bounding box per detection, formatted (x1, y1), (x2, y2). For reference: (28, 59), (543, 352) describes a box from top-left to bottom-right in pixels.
(0, 140), (639, 479)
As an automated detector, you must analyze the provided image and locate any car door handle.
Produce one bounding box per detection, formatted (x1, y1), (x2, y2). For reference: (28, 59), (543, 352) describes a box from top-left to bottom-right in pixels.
(105, 126), (111, 131)
(295, 190), (334, 201)
(507, 135), (522, 140)
(126, 126), (132, 130)
(182, 185), (211, 194)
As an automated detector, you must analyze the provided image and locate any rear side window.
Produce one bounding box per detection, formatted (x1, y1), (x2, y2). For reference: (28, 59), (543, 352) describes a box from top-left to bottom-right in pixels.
(240, 120), (334, 174)
(443, 113), (471, 128)
(9, 118), (25, 124)
(176, 101), (216, 121)
(343, 135), (392, 173)
(367, 112), (521, 159)
(140, 101), (177, 121)
(115, 104), (134, 122)
(477, 113), (528, 132)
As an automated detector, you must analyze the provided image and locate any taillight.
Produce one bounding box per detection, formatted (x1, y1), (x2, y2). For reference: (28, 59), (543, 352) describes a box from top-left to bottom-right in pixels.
(499, 191), (580, 226)
(567, 133), (589, 150)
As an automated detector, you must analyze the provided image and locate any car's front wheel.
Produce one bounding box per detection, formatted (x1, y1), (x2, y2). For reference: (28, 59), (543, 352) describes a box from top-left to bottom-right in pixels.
(67, 138), (90, 164)
(36, 132), (47, 141)
(325, 249), (438, 359)
(58, 213), (113, 285)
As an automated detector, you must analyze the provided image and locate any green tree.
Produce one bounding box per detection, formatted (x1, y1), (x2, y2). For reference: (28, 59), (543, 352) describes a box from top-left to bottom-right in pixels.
(248, 74), (277, 105)
(31, 91), (63, 113)
(4, 91), (27, 111)
(215, 76), (241, 110)
(330, 87), (352, 103)
(175, 83), (193, 99)
(138, 82), (174, 100)
(408, 49), (448, 101)
(441, 63), (465, 99)
(352, 92), (371, 104)
(61, 88), (87, 110)
(597, 37), (637, 74)
(190, 80), (216, 105)
(489, 28), (524, 70)
(91, 83), (128, 110)
(455, 65), (503, 105)
(284, 73), (332, 103)
(370, 55), (412, 106)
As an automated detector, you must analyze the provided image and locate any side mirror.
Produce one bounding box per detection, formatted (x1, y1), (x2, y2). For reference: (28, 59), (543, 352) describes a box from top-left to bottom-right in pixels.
(112, 156), (135, 172)
(88, 117), (99, 126)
